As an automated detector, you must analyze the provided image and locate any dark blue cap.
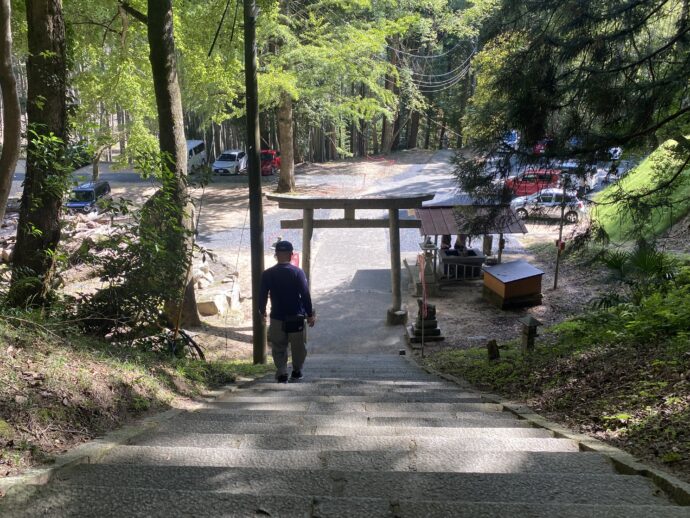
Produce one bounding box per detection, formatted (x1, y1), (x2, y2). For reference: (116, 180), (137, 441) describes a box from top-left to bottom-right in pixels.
(274, 240), (293, 252)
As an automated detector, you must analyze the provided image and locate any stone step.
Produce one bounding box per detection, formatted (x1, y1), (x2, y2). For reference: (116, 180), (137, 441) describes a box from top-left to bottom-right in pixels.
(102, 446), (616, 474)
(132, 432), (579, 452)
(7, 487), (686, 518)
(252, 379), (457, 388)
(214, 394), (490, 404)
(180, 411), (530, 427)
(53, 466), (672, 506)
(199, 401), (504, 413)
(190, 407), (516, 420)
(247, 385), (466, 395)
(155, 421), (551, 439)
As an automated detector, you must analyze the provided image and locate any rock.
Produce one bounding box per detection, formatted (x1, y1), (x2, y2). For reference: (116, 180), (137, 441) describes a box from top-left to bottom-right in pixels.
(2, 248), (13, 263)
(86, 221), (99, 229)
(197, 278), (212, 290)
(14, 395), (28, 405)
(225, 283), (241, 309)
(197, 292), (228, 316)
(199, 263), (210, 274)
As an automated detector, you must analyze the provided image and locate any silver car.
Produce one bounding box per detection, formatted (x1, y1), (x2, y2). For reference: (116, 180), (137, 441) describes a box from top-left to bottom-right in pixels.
(511, 188), (587, 224)
(212, 149), (248, 175)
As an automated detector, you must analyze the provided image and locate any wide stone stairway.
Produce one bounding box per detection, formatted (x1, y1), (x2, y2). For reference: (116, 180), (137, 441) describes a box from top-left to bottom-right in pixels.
(5, 354), (686, 517)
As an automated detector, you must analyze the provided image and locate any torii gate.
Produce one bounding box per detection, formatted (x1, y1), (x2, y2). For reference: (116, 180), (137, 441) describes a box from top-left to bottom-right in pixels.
(266, 193), (434, 324)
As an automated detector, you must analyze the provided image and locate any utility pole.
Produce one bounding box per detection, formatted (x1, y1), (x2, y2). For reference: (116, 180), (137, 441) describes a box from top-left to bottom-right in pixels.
(244, 0), (266, 363)
(553, 183), (567, 290)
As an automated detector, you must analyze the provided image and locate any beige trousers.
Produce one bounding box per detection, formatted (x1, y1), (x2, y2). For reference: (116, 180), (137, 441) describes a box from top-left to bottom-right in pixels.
(268, 318), (307, 377)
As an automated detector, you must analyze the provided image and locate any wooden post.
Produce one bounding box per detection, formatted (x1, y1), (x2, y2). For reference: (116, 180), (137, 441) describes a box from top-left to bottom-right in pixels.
(302, 208), (314, 285)
(497, 233), (504, 264)
(387, 208), (406, 324)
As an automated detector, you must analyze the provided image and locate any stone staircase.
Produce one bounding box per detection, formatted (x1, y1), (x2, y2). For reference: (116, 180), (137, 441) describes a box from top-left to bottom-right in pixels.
(5, 354), (687, 517)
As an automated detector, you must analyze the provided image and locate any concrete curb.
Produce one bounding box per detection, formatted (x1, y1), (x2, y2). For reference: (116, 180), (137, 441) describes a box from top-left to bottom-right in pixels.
(405, 351), (690, 506)
(0, 372), (270, 503)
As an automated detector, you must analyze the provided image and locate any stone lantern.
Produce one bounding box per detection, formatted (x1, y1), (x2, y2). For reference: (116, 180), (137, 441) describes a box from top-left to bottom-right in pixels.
(518, 315), (542, 353)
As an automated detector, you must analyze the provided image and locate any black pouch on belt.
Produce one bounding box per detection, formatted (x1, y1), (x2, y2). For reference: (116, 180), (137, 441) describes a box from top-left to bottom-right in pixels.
(282, 314), (305, 333)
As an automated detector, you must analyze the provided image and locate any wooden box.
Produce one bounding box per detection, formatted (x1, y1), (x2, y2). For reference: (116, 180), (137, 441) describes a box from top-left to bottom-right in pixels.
(483, 260), (544, 309)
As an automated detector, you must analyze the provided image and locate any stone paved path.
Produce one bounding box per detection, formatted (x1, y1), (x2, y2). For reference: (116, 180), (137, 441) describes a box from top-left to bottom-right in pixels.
(4, 155), (688, 516)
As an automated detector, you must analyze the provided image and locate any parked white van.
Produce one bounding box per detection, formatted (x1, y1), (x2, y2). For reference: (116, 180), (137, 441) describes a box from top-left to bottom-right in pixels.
(186, 140), (207, 172)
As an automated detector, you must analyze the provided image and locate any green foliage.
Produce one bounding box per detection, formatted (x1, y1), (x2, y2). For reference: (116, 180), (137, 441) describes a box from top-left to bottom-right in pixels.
(595, 139), (690, 242)
(73, 164), (193, 336)
(426, 265), (690, 471)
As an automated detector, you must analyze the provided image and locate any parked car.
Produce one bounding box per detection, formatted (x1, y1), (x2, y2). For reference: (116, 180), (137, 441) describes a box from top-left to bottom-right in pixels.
(511, 188), (586, 223)
(186, 140), (207, 173)
(532, 138), (554, 155)
(504, 169), (561, 196)
(212, 149), (247, 175)
(260, 149), (281, 176)
(608, 146), (623, 160)
(64, 180), (111, 213)
(556, 160), (597, 193)
(502, 130), (520, 150)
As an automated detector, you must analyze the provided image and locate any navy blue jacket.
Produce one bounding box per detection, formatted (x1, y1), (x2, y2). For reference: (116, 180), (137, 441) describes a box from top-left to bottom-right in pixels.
(259, 263), (313, 320)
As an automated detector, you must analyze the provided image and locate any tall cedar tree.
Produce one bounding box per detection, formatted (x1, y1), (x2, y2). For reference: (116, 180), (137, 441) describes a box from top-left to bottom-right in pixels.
(118, 0), (201, 327)
(145, 0), (201, 327)
(0, 0), (22, 222)
(9, 0), (67, 306)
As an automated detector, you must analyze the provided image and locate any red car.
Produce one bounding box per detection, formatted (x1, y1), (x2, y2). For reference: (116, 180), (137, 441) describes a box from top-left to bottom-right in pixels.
(505, 169), (561, 196)
(532, 138), (554, 155)
(260, 149), (281, 176)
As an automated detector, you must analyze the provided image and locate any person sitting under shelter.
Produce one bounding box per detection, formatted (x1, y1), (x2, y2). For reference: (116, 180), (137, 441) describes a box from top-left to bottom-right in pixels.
(440, 234), (452, 250)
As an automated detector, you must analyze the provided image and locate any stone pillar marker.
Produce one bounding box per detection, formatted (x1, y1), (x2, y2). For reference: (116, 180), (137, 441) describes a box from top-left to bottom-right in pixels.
(407, 299), (444, 346)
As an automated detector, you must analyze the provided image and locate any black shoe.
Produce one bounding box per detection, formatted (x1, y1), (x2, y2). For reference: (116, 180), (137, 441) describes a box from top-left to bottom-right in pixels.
(276, 374), (288, 383)
(289, 370), (303, 382)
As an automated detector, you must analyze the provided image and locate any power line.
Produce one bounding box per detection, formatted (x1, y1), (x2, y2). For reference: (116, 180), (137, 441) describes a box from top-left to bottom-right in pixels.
(410, 52), (475, 78)
(389, 41), (466, 60)
(288, 8), (474, 89)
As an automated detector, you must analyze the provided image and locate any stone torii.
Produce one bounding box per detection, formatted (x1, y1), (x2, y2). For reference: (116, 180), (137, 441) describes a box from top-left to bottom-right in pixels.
(266, 193), (433, 324)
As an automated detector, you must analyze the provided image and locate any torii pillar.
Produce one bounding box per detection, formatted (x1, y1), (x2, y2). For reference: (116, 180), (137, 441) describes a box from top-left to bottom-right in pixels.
(266, 194), (434, 325)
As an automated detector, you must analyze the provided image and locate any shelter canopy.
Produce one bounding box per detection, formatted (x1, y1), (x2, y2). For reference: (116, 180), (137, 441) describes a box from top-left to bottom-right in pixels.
(416, 206), (527, 236)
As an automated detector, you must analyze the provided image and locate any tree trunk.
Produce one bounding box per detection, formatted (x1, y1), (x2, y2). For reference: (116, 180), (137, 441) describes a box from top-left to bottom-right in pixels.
(372, 117), (379, 154)
(407, 110), (420, 149)
(146, 0), (200, 327)
(423, 99), (434, 149)
(293, 118), (302, 163)
(213, 121), (221, 158)
(116, 105), (126, 156)
(380, 45), (398, 154)
(0, 0), (21, 222)
(276, 90), (295, 192)
(9, 0), (67, 306)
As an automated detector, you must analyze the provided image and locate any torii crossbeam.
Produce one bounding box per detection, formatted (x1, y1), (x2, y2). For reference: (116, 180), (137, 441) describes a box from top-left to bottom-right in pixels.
(266, 193), (434, 325)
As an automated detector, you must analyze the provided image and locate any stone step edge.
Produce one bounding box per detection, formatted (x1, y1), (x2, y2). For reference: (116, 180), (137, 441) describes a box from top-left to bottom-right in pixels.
(0, 371), (273, 500)
(406, 351), (690, 506)
(4, 488), (687, 517)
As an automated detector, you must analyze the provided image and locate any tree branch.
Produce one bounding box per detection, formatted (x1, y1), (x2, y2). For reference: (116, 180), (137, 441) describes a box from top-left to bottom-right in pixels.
(118, 1), (147, 25)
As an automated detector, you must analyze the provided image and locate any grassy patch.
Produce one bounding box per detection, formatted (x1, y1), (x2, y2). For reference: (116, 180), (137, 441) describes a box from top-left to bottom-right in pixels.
(0, 316), (273, 476)
(595, 140), (690, 242)
(424, 270), (690, 482)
